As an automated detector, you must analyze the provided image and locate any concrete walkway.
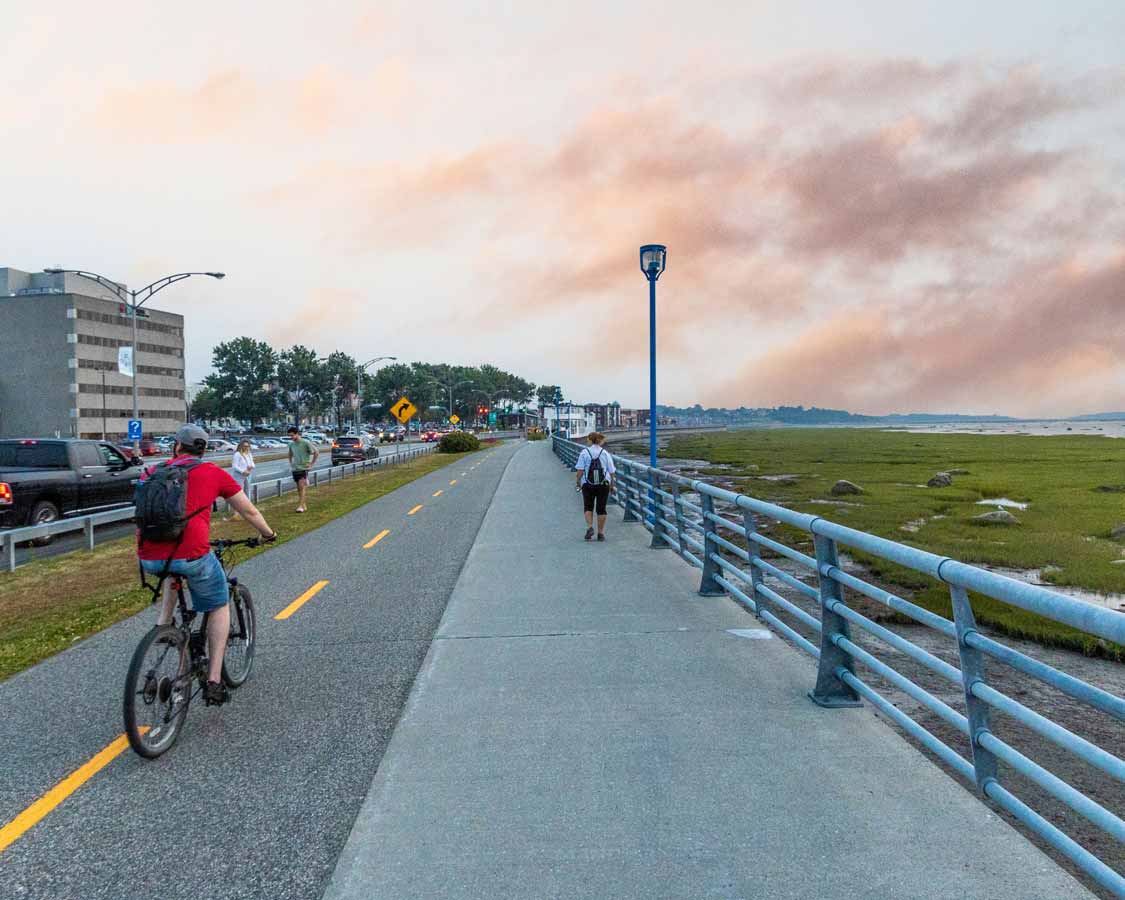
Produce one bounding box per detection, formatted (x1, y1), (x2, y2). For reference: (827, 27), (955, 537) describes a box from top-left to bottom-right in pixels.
(325, 442), (1091, 900)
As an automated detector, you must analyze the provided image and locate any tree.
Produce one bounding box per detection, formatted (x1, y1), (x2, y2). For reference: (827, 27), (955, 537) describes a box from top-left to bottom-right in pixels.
(537, 384), (563, 409)
(277, 345), (330, 425)
(188, 386), (221, 425)
(203, 337), (276, 424)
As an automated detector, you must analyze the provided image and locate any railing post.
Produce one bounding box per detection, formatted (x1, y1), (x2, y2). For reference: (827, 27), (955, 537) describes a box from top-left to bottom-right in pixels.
(808, 533), (863, 708)
(741, 505), (764, 613)
(698, 493), (725, 596)
(649, 470), (671, 549)
(5, 535), (15, 573)
(672, 481), (687, 560)
(276, 478), (282, 499)
(621, 470), (639, 519)
(950, 585), (999, 794)
(251, 482), (259, 504)
(84, 517), (96, 551)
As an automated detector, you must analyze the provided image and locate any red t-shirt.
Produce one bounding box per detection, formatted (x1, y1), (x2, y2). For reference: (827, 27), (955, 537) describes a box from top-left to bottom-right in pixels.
(137, 456), (242, 561)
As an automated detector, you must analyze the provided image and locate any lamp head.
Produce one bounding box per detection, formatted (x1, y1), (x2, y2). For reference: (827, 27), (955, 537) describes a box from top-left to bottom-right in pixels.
(205, 272), (226, 280)
(43, 268), (65, 274)
(639, 244), (667, 282)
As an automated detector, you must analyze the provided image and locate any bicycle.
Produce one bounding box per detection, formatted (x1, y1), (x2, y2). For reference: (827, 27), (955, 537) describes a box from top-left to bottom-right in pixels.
(123, 537), (260, 758)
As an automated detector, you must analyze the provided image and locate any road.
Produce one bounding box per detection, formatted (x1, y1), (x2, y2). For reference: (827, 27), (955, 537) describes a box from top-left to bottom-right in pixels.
(8, 441), (426, 567)
(0, 440), (517, 900)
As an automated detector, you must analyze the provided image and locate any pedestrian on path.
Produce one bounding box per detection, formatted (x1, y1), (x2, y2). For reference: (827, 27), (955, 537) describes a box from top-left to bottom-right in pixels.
(288, 425), (319, 513)
(227, 439), (255, 520)
(574, 431), (616, 542)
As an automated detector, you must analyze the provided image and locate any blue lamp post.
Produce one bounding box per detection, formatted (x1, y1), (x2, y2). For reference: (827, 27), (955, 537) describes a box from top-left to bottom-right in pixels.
(639, 245), (667, 469)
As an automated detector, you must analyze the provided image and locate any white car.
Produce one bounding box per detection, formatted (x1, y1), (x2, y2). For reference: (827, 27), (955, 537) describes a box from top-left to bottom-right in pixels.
(303, 432), (328, 444)
(206, 439), (236, 453)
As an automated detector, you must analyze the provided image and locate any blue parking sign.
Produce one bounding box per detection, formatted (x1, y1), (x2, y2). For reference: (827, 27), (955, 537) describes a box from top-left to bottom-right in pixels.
(127, 419), (143, 441)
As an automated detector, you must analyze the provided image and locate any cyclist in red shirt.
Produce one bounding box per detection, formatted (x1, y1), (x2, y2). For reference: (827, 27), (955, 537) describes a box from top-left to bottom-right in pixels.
(138, 424), (276, 705)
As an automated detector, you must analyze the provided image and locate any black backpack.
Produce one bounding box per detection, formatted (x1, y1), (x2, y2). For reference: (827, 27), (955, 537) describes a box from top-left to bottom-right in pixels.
(586, 448), (607, 486)
(134, 459), (206, 543)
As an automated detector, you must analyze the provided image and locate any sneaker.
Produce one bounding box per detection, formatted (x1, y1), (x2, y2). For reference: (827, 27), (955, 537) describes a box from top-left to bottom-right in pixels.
(597, 533), (606, 542)
(584, 527), (594, 541)
(203, 680), (230, 707)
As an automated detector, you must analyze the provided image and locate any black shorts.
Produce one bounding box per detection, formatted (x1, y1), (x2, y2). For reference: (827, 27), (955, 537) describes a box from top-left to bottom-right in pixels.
(582, 483), (610, 514)
(292, 470), (308, 484)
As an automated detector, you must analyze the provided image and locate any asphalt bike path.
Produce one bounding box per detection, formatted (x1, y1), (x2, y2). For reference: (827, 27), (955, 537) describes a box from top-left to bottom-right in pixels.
(325, 441), (1091, 900)
(0, 442), (517, 900)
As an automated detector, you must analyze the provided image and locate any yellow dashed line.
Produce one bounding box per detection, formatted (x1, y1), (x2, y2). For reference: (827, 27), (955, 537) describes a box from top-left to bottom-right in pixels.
(432, 490), (443, 497)
(0, 731), (142, 852)
(449, 480), (457, 486)
(408, 504), (424, 515)
(275, 580), (330, 620)
(364, 529), (391, 549)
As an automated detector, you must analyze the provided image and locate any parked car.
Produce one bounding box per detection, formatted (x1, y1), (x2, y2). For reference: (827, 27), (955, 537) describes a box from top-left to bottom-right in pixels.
(0, 439), (143, 541)
(331, 435), (380, 465)
(304, 432), (328, 444)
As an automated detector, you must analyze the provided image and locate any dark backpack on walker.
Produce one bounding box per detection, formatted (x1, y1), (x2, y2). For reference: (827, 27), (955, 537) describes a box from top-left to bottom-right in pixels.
(134, 459), (205, 542)
(586, 448), (607, 487)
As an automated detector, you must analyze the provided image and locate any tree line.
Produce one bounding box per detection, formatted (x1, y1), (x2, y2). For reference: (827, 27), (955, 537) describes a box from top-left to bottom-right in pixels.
(190, 337), (564, 428)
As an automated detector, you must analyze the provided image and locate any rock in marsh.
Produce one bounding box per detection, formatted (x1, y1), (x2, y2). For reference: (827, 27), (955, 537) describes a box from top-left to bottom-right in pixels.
(973, 510), (1020, 526)
(927, 472), (954, 488)
(948, 468), (970, 475)
(831, 479), (864, 496)
(1094, 485), (1125, 493)
(1110, 524), (1125, 540)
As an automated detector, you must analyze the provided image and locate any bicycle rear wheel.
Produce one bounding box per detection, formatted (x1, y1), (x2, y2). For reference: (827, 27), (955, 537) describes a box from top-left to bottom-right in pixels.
(222, 584), (255, 688)
(124, 625), (191, 758)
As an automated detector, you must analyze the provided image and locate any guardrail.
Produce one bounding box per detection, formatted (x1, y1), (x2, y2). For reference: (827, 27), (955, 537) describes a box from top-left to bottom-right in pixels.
(1, 445), (435, 572)
(553, 435), (1125, 897)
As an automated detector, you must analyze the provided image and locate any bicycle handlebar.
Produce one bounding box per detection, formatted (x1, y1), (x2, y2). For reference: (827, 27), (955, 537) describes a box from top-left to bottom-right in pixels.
(210, 537), (267, 550)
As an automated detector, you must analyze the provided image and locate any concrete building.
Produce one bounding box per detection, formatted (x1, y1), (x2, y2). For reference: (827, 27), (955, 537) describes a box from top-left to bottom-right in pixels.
(0, 267), (186, 440)
(582, 402), (621, 430)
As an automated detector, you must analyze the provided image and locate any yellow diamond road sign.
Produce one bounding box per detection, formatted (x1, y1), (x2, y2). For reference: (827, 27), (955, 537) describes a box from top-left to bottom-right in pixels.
(392, 397), (417, 424)
(449, 414), (460, 425)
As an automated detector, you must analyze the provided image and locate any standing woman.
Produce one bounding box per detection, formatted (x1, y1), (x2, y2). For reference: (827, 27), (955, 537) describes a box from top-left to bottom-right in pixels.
(574, 432), (616, 542)
(229, 439), (255, 518)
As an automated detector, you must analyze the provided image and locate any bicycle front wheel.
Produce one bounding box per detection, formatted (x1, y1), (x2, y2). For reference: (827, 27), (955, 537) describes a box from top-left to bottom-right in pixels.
(124, 625), (191, 758)
(222, 584), (256, 688)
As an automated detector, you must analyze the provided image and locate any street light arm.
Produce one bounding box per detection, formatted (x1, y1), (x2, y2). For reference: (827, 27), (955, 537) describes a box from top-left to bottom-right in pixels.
(135, 272), (225, 307)
(43, 269), (130, 302)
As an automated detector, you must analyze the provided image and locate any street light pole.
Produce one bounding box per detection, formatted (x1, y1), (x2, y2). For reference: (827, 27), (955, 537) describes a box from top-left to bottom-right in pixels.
(638, 245), (667, 470)
(356, 356), (397, 426)
(45, 268), (225, 453)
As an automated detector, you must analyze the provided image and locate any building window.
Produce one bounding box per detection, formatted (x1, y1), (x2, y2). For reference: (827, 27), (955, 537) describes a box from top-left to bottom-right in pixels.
(76, 333), (183, 357)
(79, 408), (185, 418)
(75, 307), (183, 337)
(77, 358), (183, 378)
(77, 383), (184, 398)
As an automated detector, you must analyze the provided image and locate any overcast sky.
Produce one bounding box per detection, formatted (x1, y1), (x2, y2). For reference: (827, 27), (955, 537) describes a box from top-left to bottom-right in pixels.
(4, 1), (1124, 415)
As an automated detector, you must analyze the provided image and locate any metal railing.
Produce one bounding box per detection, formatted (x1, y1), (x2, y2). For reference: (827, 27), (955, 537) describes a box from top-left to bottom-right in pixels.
(1, 445), (435, 572)
(553, 435), (1125, 897)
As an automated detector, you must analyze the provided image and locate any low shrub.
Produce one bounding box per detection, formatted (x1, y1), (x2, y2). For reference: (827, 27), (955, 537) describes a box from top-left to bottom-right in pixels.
(439, 431), (480, 453)
(527, 431), (547, 442)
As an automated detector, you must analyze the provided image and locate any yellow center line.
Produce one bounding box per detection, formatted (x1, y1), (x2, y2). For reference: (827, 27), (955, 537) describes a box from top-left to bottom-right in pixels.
(0, 730), (143, 852)
(275, 580), (330, 620)
(449, 479), (457, 486)
(408, 504), (424, 515)
(432, 489), (443, 497)
(363, 529), (391, 549)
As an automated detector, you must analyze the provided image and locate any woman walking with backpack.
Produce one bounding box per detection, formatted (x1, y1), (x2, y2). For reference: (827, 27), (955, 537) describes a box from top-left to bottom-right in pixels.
(574, 432), (616, 542)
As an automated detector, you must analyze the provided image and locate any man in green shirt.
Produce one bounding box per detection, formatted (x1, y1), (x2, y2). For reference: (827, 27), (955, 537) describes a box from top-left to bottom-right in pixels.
(287, 425), (320, 513)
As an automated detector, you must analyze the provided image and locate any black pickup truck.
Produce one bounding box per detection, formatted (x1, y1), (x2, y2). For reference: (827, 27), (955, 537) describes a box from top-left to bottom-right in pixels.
(0, 438), (143, 537)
